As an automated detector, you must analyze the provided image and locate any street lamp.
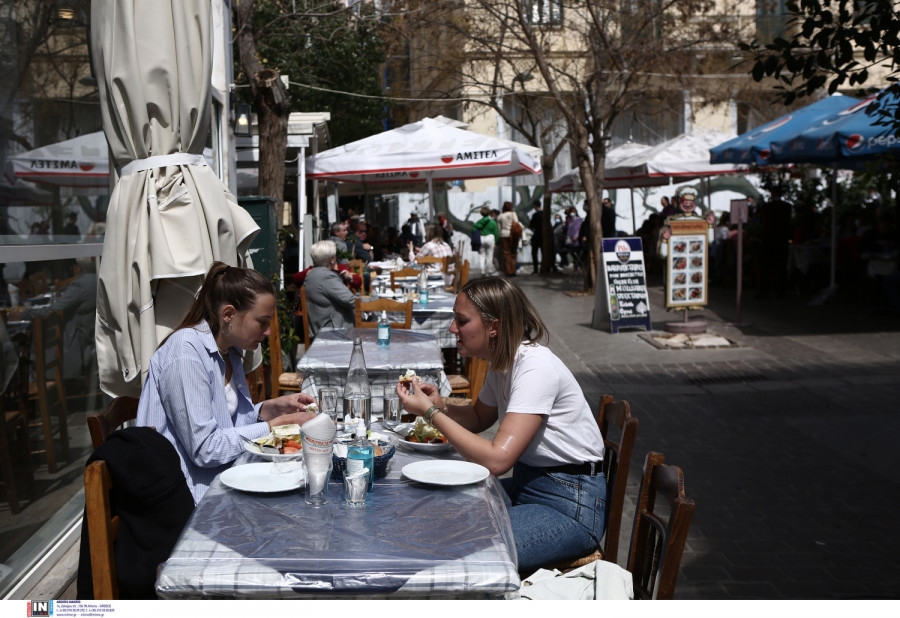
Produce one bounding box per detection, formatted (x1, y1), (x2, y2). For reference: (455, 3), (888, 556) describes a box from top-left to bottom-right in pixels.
(234, 103), (253, 137)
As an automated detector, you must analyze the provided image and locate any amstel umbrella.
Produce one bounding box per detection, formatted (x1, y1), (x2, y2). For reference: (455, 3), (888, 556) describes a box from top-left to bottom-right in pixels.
(91, 0), (258, 397)
(8, 132), (109, 188)
(710, 95), (860, 165)
(306, 117), (542, 216)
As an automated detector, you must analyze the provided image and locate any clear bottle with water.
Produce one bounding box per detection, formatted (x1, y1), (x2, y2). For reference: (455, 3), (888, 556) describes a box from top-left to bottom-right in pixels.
(344, 337), (372, 429)
(377, 311), (390, 346)
(417, 267), (429, 305)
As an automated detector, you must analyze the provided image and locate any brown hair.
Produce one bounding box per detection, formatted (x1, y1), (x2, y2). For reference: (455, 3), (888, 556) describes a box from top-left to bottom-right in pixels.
(425, 223), (444, 243)
(165, 261), (274, 345)
(502, 201), (514, 212)
(460, 276), (547, 373)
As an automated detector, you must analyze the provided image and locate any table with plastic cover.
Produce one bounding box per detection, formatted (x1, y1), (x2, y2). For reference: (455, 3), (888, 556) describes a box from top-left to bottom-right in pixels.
(296, 328), (451, 415)
(155, 437), (520, 599)
(363, 291), (458, 349)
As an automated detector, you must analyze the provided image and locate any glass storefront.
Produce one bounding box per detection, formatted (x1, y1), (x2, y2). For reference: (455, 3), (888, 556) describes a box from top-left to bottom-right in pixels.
(1, 0), (105, 596)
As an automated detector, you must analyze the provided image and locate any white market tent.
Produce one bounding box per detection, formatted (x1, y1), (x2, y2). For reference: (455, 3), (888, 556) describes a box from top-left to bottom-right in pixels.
(305, 116), (542, 217)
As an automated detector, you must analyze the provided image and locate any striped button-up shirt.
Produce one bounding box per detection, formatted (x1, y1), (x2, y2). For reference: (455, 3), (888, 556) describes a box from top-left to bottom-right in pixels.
(137, 320), (269, 503)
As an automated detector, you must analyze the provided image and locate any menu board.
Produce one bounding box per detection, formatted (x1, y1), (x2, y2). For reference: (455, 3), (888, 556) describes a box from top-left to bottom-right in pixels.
(601, 237), (652, 334)
(666, 222), (709, 308)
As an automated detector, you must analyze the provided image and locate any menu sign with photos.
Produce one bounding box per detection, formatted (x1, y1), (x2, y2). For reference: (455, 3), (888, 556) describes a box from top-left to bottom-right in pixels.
(666, 218), (709, 308)
(601, 237), (652, 334)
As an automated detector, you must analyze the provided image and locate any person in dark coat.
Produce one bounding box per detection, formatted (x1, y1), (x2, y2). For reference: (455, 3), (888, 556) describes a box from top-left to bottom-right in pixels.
(601, 197), (616, 239)
(78, 427), (195, 599)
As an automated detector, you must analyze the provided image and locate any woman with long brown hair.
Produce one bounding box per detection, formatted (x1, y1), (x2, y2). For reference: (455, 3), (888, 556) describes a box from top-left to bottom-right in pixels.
(137, 262), (317, 503)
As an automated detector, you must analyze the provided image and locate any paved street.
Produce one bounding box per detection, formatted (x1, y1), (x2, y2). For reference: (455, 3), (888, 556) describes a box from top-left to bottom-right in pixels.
(511, 269), (900, 599)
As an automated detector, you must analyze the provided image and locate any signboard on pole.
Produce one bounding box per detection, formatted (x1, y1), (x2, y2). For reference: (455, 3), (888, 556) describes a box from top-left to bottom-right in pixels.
(664, 217), (710, 309)
(601, 237), (652, 334)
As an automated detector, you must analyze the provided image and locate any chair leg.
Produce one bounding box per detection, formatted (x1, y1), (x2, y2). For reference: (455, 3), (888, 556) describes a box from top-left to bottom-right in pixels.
(35, 381), (57, 474)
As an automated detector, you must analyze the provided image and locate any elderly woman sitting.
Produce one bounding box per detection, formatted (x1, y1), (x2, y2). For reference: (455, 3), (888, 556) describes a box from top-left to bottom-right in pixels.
(303, 240), (358, 337)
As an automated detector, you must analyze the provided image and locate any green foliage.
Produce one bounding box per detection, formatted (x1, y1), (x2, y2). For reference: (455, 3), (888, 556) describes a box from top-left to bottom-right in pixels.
(234, 1), (389, 146)
(742, 0), (900, 128)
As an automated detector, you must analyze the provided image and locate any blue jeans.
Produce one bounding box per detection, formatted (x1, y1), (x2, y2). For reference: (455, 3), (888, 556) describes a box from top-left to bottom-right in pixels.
(501, 461), (607, 572)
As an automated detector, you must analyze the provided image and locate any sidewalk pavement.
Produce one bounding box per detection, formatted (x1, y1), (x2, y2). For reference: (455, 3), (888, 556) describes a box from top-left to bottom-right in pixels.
(508, 268), (900, 599)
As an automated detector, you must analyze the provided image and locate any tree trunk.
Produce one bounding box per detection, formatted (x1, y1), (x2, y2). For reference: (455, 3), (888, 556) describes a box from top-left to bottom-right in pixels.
(233, 0), (292, 257)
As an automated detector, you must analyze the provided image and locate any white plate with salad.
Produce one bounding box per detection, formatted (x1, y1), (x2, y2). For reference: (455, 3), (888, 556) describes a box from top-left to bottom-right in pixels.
(244, 424), (305, 461)
(393, 419), (454, 452)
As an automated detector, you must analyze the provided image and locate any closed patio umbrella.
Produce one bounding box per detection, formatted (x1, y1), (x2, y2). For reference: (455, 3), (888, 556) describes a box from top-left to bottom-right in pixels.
(91, 0), (258, 397)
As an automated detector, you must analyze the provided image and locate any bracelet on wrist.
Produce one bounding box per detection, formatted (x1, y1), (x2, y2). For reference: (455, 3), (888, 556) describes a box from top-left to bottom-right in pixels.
(424, 405), (443, 424)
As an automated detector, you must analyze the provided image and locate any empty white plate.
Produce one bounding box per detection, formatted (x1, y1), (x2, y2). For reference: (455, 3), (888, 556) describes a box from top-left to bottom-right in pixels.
(402, 460), (490, 486)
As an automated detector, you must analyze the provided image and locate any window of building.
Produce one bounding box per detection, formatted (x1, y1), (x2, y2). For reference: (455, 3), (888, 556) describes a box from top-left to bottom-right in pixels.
(756, 0), (791, 44)
(529, 0), (563, 26)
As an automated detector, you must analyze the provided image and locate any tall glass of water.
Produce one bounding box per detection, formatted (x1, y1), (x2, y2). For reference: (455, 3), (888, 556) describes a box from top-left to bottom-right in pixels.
(319, 388), (339, 430)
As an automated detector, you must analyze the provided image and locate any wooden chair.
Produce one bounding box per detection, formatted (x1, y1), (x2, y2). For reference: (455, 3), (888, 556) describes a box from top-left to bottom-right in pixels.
(18, 272), (48, 299)
(29, 311), (70, 473)
(415, 255), (446, 270)
(84, 459), (119, 598)
(348, 259), (366, 295)
(354, 297), (413, 329)
(244, 363), (266, 404)
(269, 308), (302, 396)
(390, 267), (422, 291)
(446, 356), (489, 402)
(0, 347), (34, 514)
(87, 397), (139, 449)
(627, 452), (696, 600)
(459, 259), (470, 287)
(296, 286), (312, 351)
(545, 394), (638, 570)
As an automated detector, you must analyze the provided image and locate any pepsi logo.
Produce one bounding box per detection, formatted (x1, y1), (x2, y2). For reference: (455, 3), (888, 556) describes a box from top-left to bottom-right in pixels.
(845, 134), (864, 151)
(440, 154), (454, 164)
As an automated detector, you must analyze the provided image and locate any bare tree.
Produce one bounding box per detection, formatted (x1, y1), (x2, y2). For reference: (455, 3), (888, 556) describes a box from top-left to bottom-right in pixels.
(393, 0), (743, 290)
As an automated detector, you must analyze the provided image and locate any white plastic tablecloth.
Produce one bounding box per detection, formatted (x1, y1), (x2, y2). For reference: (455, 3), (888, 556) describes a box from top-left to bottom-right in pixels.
(296, 328), (451, 412)
(155, 443), (520, 599)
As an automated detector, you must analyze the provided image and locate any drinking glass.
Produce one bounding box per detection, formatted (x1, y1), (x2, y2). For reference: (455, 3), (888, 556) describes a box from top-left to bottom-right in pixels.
(319, 388), (339, 430)
(383, 391), (401, 429)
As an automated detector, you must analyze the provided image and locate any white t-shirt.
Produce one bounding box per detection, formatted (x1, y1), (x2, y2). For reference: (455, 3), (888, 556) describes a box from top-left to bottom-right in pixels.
(479, 343), (605, 467)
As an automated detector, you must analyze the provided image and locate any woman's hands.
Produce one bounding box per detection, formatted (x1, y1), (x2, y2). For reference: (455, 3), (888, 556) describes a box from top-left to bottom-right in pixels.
(261, 393), (318, 427)
(395, 379), (443, 417)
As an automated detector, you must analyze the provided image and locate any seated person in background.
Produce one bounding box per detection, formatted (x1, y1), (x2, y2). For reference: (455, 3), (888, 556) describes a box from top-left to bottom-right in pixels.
(303, 240), (357, 337)
(346, 219), (374, 263)
(137, 262), (317, 503)
(396, 277), (606, 572)
(329, 221), (351, 263)
(407, 223), (455, 263)
(13, 256), (98, 394)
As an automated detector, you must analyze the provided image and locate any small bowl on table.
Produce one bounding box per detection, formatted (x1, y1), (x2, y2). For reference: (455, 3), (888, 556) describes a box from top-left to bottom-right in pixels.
(331, 439), (396, 480)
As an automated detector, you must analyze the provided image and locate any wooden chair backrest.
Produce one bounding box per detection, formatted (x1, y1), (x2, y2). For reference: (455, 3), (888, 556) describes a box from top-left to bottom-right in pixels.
(244, 363), (266, 404)
(84, 460), (119, 599)
(390, 267), (422, 290)
(627, 451), (696, 600)
(19, 272), (48, 298)
(354, 297), (413, 329)
(415, 256), (445, 270)
(467, 356), (489, 401)
(298, 286), (312, 350)
(348, 259), (365, 277)
(459, 259), (470, 287)
(87, 397), (139, 449)
(596, 395), (639, 564)
(268, 308), (284, 397)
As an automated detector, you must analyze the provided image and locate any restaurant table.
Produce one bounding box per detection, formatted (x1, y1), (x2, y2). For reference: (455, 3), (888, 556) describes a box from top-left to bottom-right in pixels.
(362, 291), (457, 349)
(155, 436), (520, 599)
(296, 328), (451, 415)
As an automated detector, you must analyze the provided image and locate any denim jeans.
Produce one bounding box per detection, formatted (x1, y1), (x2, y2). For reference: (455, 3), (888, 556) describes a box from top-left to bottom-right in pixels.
(501, 461), (607, 572)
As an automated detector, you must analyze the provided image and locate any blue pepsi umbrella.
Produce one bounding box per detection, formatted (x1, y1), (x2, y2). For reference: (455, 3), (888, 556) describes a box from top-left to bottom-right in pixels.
(767, 90), (900, 168)
(709, 95), (860, 165)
